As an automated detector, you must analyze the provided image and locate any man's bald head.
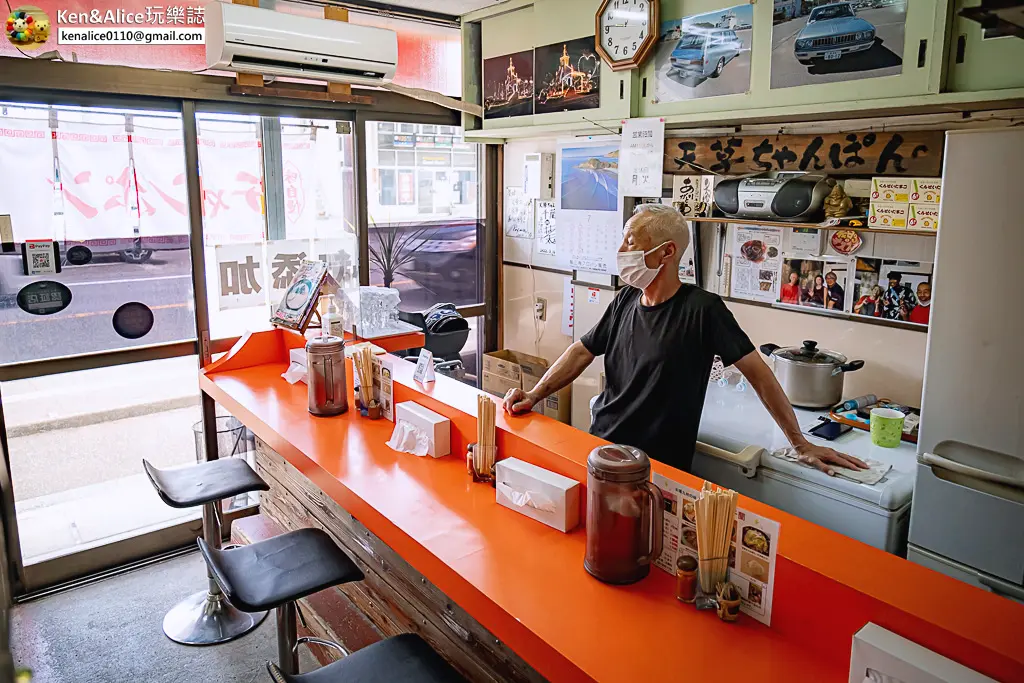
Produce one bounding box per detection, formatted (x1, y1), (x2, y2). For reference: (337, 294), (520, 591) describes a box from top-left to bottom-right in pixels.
(621, 204), (691, 266)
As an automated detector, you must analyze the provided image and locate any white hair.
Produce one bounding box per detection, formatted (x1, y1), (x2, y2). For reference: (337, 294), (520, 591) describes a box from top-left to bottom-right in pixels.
(630, 203), (691, 259)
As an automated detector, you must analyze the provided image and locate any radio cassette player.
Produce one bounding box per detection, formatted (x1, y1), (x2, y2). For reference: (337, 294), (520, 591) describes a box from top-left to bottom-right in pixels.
(714, 171), (833, 221)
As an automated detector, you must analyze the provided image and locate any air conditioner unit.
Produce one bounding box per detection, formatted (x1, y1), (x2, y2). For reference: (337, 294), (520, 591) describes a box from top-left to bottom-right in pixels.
(205, 2), (398, 86)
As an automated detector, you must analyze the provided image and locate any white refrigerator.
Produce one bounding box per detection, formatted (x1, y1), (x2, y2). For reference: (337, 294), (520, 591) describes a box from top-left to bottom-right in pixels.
(907, 128), (1024, 603)
(571, 272), (618, 431)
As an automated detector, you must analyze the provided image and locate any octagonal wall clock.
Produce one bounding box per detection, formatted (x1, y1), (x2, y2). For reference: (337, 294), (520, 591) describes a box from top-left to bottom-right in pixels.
(595, 0), (659, 72)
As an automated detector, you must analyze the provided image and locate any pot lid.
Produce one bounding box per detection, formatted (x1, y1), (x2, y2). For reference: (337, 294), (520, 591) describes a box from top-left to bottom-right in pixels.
(587, 444), (651, 478)
(773, 340), (846, 365)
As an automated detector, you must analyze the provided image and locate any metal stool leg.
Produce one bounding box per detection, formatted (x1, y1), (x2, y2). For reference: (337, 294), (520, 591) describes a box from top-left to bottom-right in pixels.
(162, 500), (268, 645)
(276, 601), (299, 675)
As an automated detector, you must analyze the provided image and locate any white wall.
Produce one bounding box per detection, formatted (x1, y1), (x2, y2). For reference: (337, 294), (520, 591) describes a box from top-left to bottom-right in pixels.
(502, 136), (565, 271)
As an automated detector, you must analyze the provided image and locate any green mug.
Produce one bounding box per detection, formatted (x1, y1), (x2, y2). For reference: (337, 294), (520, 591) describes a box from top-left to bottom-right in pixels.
(870, 408), (905, 448)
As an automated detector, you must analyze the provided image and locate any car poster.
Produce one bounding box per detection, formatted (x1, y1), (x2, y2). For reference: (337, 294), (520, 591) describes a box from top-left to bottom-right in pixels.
(653, 3), (753, 104)
(653, 472), (780, 626)
(771, 0), (908, 90)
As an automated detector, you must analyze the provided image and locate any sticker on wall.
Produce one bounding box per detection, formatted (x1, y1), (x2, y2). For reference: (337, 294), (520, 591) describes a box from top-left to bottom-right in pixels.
(534, 36), (600, 115)
(65, 245), (93, 266)
(483, 50), (535, 119)
(112, 302), (155, 340)
(17, 280), (71, 316)
(770, 0), (907, 90)
(654, 3), (754, 104)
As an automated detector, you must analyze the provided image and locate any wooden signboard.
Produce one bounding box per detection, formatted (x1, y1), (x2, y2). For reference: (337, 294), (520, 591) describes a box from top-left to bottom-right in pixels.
(664, 131), (944, 177)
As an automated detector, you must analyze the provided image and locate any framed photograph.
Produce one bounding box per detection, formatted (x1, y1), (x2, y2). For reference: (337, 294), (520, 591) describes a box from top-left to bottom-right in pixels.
(779, 257), (848, 311)
(483, 50), (535, 119)
(771, 1), (907, 90)
(878, 260), (932, 326)
(654, 3), (754, 104)
(534, 36), (601, 114)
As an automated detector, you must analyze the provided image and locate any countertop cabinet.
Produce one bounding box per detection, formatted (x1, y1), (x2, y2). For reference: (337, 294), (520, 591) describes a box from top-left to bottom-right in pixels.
(944, 0), (1024, 93)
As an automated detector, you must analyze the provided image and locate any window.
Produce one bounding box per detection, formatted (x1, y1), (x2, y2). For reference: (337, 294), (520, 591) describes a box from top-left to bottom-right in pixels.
(365, 120), (483, 312)
(200, 113), (357, 340)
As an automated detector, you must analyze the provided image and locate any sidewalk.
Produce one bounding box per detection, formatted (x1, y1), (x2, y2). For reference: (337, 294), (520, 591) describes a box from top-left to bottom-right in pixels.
(2, 356), (201, 437)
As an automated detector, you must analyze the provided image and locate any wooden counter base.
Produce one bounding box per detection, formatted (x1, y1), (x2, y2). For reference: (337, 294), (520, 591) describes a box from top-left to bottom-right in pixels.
(254, 437), (546, 683)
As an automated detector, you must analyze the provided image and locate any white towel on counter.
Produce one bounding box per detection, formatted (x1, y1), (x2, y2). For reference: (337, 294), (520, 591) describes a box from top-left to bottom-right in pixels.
(770, 447), (891, 485)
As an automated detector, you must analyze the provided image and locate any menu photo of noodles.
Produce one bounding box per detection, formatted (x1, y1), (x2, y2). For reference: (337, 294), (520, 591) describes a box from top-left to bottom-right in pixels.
(730, 226), (783, 303)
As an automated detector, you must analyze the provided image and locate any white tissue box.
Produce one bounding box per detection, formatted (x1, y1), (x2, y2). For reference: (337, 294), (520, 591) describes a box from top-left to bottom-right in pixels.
(495, 458), (580, 533)
(395, 401), (450, 458)
(289, 348), (307, 368)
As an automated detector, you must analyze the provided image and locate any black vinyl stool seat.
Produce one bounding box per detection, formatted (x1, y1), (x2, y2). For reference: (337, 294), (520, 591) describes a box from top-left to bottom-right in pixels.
(266, 634), (466, 683)
(198, 528), (364, 613)
(143, 458), (269, 508)
(142, 456), (271, 646)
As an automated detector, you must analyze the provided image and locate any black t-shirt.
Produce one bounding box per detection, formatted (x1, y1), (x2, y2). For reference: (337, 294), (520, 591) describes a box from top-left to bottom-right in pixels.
(581, 285), (754, 472)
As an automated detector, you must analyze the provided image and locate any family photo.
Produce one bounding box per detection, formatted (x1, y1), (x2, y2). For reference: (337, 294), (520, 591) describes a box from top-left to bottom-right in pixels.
(852, 258), (932, 325)
(779, 258), (847, 310)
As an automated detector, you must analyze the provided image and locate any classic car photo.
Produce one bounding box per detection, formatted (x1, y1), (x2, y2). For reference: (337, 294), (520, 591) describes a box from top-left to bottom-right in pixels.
(793, 2), (876, 64)
(668, 29), (743, 82)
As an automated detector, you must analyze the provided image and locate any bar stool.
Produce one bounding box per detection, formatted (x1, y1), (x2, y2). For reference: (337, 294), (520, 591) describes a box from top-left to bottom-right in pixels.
(198, 527), (364, 676)
(266, 633), (467, 683)
(143, 457), (270, 645)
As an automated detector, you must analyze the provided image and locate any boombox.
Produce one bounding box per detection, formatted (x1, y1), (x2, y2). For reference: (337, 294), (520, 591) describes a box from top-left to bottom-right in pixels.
(714, 171), (833, 222)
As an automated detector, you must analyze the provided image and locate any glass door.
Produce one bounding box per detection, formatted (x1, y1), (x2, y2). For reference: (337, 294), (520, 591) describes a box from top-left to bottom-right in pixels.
(0, 101), (203, 593)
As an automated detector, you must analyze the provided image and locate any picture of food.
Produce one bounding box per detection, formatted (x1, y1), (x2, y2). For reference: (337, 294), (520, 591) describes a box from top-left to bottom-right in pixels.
(831, 229), (863, 255)
(663, 492), (678, 516)
(767, 246), (779, 258)
(747, 581), (763, 606)
(740, 239), (766, 262)
(742, 527), (771, 556)
(728, 545), (736, 568)
(741, 552), (770, 581)
(683, 501), (696, 524)
(682, 527), (698, 550)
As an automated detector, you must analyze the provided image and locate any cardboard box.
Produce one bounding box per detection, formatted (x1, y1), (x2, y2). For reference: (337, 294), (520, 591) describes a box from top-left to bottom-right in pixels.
(395, 401), (450, 457)
(482, 350), (571, 423)
(496, 457), (580, 533)
(910, 178), (941, 204)
(871, 177), (912, 203)
(869, 202), (909, 229)
(908, 203), (939, 231)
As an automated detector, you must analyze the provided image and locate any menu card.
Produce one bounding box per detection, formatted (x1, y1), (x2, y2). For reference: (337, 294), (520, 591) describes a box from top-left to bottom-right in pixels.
(653, 473), (780, 626)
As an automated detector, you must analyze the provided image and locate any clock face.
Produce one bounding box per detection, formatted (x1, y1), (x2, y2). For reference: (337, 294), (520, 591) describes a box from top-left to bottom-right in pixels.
(598, 0), (654, 67)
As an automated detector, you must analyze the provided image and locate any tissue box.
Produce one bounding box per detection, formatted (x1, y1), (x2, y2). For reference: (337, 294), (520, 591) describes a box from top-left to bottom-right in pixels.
(289, 348), (307, 368)
(395, 401), (450, 458)
(495, 458), (580, 533)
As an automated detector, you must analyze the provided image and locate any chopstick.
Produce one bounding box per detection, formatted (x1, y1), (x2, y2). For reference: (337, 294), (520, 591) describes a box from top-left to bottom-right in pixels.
(476, 394), (495, 477)
(355, 347), (374, 408)
(695, 482), (738, 594)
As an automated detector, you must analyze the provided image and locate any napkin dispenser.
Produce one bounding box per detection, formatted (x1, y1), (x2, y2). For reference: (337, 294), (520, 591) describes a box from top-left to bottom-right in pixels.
(394, 401), (450, 458)
(496, 458), (580, 533)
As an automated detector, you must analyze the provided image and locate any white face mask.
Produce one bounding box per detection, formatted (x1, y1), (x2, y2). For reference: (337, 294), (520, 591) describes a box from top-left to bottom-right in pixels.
(616, 241), (669, 289)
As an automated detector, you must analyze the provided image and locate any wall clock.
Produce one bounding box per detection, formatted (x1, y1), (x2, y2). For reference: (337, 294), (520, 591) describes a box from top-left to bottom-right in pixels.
(595, 0), (659, 72)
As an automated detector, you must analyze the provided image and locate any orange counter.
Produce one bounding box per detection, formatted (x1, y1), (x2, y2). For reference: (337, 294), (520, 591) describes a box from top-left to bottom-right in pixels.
(202, 330), (1024, 683)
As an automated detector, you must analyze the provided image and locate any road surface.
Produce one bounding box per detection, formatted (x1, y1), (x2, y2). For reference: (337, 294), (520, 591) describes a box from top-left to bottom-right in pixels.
(653, 29), (753, 103)
(771, 7), (907, 89)
(0, 250), (195, 364)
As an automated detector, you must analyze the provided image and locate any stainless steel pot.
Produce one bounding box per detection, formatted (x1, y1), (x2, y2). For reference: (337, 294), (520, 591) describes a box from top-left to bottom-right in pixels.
(759, 340), (864, 409)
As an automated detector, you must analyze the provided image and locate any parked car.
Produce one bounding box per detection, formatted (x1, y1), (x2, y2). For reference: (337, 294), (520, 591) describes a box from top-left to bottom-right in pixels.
(668, 29), (742, 81)
(794, 2), (876, 65)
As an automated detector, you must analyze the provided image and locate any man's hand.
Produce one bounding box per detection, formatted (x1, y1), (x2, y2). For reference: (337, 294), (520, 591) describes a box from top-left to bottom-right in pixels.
(503, 388), (537, 416)
(794, 441), (869, 476)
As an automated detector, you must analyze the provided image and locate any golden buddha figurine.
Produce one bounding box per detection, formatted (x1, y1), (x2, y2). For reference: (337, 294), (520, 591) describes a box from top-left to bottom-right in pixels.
(824, 182), (853, 219)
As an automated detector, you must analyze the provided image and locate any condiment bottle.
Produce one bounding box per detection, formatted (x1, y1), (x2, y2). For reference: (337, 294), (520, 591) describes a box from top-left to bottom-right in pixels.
(675, 555), (698, 603)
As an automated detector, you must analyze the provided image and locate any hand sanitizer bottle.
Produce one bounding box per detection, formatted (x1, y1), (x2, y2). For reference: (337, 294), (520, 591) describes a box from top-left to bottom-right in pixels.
(323, 294), (344, 339)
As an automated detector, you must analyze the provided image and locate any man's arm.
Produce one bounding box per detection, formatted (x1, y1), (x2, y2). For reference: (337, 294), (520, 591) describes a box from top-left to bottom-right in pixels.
(503, 341), (595, 415)
(734, 351), (868, 475)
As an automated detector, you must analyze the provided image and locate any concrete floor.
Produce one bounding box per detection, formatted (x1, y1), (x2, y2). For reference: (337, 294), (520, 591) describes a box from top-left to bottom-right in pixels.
(12, 552), (316, 683)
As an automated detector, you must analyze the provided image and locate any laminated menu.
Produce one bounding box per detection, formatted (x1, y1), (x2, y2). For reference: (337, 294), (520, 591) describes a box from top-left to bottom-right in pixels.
(653, 473), (780, 626)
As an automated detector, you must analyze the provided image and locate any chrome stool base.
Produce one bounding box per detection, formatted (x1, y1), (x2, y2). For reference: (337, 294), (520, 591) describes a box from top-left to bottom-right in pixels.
(163, 589), (268, 646)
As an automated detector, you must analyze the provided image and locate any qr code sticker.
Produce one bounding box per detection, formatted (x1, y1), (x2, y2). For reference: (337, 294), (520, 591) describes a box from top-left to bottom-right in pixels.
(32, 252), (50, 270)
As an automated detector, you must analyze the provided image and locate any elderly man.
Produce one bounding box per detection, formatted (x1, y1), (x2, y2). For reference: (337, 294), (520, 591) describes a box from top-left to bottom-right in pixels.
(503, 204), (866, 476)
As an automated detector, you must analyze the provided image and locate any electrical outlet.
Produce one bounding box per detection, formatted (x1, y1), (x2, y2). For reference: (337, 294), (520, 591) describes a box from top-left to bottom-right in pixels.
(534, 297), (547, 321)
